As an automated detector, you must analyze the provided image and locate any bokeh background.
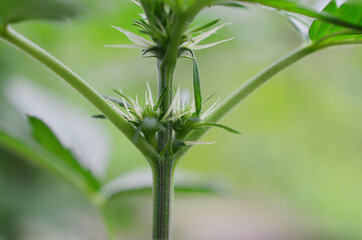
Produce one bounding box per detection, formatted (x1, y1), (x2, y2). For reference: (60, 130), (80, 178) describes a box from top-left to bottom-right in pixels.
(0, 0), (361, 239)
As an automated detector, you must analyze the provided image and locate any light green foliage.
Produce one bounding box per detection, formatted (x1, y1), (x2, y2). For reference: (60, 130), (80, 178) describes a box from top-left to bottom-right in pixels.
(239, 0), (362, 31)
(309, 0), (362, 44)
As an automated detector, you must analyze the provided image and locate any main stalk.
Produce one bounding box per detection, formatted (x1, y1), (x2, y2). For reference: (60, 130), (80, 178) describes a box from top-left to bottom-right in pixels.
(152, 160), (175, 240)
(153, 55), (177, 240)
(151, 3), (200, 239)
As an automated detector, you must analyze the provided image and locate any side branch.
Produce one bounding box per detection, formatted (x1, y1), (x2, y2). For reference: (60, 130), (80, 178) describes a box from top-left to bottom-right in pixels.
(204, 45), (317, 123)
(173, 44), (319, 161)
(174, 40), (362, 161)
(0, 27), (159, 161)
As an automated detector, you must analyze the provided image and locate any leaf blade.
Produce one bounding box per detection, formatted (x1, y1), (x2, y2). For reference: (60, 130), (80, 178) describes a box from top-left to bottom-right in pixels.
(28, 116), (100, 191)
(193, 58), (202, 116)
(0, 128), (93, 194)
(309, 0), (362, 43)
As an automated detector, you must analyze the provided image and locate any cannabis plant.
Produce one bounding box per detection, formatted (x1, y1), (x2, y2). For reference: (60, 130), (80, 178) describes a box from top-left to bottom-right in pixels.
(0, 0), (361, 239)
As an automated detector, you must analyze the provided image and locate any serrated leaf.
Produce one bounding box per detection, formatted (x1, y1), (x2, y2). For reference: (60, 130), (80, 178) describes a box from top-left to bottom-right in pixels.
(309, 0), (362, 43)
(196, 122), (241, 134)
(240, 0), (362, 32)
(193, 58), (202, 116)
(28, 116), (100, 191)
(0, 0), (79, 26)
(102, 168), (229, 199)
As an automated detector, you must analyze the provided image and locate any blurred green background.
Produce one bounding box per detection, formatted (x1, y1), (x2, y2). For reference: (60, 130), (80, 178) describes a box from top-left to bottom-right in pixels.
(0, 0), (361, 239)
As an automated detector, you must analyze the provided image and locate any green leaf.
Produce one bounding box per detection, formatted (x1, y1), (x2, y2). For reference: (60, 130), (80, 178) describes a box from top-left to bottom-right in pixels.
(193, 58), (202, 116)
(0, 0), (79, 27)
(28, 116), (100, 191)
(212, 2), (247, 9)
(102, 168), (229, 200)
(240, 0), (362, 32)
(196, 122), (241, 134)
(309, 0), (362, 43)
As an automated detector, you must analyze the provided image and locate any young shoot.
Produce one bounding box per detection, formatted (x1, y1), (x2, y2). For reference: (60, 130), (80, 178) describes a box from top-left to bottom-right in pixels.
(95, 84), (240, 153)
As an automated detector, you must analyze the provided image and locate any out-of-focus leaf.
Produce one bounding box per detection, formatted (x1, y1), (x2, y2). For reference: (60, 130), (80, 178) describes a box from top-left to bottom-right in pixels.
(193, 58), (202, 116)
(92, 114), (106, 119)
(309, 0), (362, 43)
(0, 128), (91, 193)
(102, 168), (229, 200)
(0, 0), (79, 27)
(28, 116), (100, 191)
(239, 0), (362, 32)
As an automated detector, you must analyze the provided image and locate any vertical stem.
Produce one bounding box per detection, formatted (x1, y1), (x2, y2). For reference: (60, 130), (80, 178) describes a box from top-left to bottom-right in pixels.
(153, 10), (191, 240)
(157, 58), (176, 151)
(152, 160), (175, 240)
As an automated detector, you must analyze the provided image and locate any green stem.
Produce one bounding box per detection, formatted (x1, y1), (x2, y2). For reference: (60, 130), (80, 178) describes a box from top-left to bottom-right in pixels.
(152, 160), (175, 240)
(153, 11), (192, 240)
(0, 26), (159, 162)
(157, 59), (176, 151)
(205, 45), (318, 123)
